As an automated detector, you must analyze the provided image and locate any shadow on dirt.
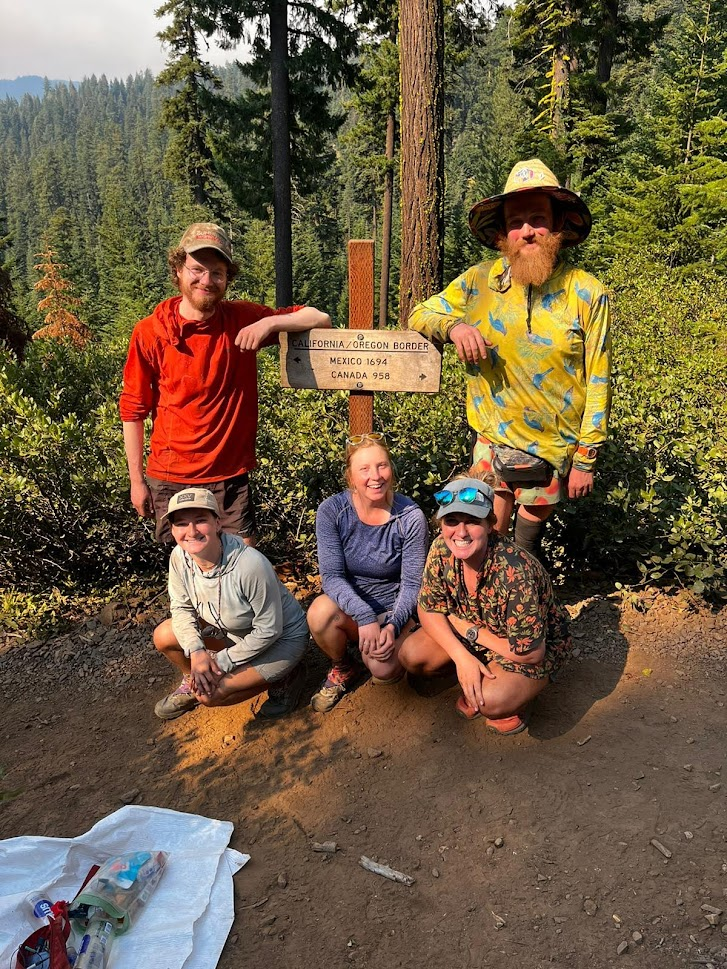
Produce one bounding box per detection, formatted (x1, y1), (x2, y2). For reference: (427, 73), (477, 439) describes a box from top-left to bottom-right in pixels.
(528, 598), (628, 740)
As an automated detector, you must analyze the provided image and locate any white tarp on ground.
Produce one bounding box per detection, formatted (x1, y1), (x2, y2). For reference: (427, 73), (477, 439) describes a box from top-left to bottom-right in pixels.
(0, 805), (249, 968)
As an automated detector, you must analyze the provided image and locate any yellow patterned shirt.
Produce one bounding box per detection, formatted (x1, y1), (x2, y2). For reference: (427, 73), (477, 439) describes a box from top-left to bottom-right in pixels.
(408, 258), (612, 475)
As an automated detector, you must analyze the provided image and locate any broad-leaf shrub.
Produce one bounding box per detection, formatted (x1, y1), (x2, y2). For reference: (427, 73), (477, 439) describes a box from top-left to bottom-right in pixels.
(0, 264), (724, 602)
(0, 340), (164, 591)
(552, 258), (726, 597)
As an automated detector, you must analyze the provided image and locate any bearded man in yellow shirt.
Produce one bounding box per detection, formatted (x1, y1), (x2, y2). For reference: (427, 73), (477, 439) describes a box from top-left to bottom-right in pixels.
(409, 159), (612, 561)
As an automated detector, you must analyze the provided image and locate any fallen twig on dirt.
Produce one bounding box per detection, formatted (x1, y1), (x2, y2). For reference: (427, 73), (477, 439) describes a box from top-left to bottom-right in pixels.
(650, 838), (672, 859)
(312, 841), (338, 853)
(241, 896), (269, 909)
(359, 857), (415, 886)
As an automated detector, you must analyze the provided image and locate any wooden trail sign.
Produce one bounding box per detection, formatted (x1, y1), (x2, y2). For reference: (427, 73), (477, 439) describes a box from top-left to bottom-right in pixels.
(280, 241), (441, 435)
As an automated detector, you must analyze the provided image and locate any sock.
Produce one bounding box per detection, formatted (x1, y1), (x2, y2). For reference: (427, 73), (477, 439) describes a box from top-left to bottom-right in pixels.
(514, 515), (545, 560)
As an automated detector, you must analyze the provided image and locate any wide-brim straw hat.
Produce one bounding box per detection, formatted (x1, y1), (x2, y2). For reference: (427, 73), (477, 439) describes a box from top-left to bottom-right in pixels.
(468, 158), (592, 249)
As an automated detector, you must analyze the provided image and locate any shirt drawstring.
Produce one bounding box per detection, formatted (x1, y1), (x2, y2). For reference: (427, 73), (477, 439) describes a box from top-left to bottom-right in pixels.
(527, 285), (533, 333)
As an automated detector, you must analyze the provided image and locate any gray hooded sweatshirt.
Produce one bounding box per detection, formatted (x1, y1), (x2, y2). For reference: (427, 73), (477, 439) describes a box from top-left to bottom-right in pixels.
(169, 533), (307, 673)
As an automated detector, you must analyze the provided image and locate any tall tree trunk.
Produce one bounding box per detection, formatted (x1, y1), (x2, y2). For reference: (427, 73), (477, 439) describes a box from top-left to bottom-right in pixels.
(596, 0), (620, 88)
(378, 111), (395, 328)
(399, 0), (444, 326)
(270, 0), (293, 306)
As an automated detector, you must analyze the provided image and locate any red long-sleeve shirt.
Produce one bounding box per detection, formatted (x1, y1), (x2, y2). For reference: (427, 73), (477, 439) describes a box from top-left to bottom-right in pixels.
(119, 296), (299, 482)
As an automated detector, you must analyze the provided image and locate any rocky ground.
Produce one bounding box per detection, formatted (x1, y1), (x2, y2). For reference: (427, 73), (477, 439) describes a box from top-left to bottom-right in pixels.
(1, 587), (726, 969)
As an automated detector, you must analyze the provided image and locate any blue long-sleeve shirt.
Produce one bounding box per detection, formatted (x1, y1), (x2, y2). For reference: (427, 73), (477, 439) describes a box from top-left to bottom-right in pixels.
(315, 491), (429, 635)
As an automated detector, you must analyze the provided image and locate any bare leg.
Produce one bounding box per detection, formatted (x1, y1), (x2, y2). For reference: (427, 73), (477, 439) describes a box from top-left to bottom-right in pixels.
(398, 626), (455, 675)
(493, 490), (515, 536)
(154, 619), (283, 708)
(478, 663), (549, 718)
(153, 618), (224, 674)
(400, 626), (548, 719)
(199, 664), (270, 708)
(307, 594), (358, 664)
(365, 619), (416, 682)
(518, 504), (555, 524)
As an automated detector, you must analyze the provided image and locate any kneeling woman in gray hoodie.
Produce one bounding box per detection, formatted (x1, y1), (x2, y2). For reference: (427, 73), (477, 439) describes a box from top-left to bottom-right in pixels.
(152, 488), (308, 722)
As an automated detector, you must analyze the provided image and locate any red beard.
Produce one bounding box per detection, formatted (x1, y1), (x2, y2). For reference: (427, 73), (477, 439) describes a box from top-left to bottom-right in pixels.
(496, 232), (563, 287)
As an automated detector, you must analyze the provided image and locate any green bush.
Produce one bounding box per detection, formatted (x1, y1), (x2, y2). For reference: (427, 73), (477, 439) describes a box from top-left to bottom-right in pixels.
(1, 266), (724, 605)
(0, 340), (164, 591)
(551, 258), (726, 597)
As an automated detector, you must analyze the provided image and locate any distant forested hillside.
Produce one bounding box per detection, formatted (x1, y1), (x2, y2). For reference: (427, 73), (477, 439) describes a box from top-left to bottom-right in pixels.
(0, 76), (78, 100)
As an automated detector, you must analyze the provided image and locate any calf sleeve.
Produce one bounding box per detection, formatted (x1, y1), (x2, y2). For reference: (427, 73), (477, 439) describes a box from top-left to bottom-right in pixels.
(514, 514), (545, 561)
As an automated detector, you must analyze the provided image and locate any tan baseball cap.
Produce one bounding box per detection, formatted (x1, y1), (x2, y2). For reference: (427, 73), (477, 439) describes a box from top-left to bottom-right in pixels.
(178, 223), (233, 265)
(162, 488), (221, 522)
(468, 158), (592, 249)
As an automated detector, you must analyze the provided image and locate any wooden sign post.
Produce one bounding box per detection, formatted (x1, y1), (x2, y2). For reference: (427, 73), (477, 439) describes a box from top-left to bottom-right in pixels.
(348, 240), (375, 435)
(280, 240), (442, 433)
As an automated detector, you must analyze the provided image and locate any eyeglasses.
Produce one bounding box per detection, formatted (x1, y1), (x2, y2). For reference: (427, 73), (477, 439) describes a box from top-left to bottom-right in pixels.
(183, 264), (228, 284)
(346, 432), (386, 447)
(434, 487), (487, 506)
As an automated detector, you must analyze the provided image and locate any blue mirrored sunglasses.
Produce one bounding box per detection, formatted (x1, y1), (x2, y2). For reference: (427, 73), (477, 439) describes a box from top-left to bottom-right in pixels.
(434, 487), (485, 506)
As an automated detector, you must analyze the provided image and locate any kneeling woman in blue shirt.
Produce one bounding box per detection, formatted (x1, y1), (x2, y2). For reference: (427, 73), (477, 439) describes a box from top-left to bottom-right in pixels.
(308, 434), (429, 713)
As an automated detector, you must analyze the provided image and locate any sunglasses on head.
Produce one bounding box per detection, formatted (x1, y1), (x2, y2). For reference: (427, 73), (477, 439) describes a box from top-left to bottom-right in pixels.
(346, 431), (386, 447)
(434, 487), (487, 507)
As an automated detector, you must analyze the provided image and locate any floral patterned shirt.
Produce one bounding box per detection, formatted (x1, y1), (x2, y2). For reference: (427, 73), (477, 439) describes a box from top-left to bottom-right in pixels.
(418, 534), (572, 679)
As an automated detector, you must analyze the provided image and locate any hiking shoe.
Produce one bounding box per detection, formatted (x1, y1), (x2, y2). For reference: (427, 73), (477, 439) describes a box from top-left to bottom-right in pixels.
(455, 693), (482, 720)
(154, 674), (200, 721)
(255, 663), (306, 720)
(485, 714), (527, 735)
(311, 664), (360, 713)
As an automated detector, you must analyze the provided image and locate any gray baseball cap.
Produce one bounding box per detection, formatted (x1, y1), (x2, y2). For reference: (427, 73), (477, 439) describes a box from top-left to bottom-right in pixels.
(434, 477), (495, 520)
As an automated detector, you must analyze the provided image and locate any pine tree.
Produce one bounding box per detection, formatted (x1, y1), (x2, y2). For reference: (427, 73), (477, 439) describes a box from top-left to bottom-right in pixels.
(155, 0), (242, 216)
(32, 246), (92, 347)
(585, 0), (727, 271)
(0, 226), (28, 359)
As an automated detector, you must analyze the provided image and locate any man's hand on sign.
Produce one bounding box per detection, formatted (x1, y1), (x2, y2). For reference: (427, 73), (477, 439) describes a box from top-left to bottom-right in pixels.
(567, 468), (594, 500)
(235, 317), (275, 352)
(131, 480), (154, 518)
(449, 321), (493, 366)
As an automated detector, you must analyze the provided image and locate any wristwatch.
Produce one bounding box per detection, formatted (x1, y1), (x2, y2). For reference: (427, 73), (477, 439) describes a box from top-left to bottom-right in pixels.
(575, 444), (598, 462)
(465, 626), (479, 644)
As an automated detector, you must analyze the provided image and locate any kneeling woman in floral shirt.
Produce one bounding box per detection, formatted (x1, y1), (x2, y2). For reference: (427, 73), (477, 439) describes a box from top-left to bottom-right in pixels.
(399, 475), (572, 735)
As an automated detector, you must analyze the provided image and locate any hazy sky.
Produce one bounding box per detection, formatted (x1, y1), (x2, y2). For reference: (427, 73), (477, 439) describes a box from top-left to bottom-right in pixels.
(0, 0), (235, 81)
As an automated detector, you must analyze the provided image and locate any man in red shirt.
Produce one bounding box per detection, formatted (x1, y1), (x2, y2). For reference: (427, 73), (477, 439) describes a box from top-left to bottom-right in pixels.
(120, 223), (331, 545)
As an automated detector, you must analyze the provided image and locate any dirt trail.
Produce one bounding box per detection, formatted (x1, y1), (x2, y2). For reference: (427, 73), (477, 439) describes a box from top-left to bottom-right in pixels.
(1, 593), (726, 969)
